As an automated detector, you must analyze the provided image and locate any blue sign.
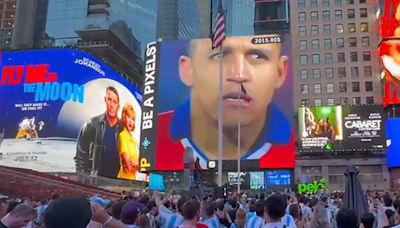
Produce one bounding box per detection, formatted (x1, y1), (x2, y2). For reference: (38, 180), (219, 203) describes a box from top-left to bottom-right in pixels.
(387, 118), (400, 168)
(265, 170), (291, 186)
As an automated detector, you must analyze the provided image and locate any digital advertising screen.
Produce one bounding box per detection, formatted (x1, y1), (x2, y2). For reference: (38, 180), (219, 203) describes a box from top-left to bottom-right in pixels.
(265, 170), (291, 186)
(387, 118), (400, 168)
(140, 34), (295, 172)
(250, 172), (264, 190)
(379, 0), (400, 107)
(298, 105), (384, 151)
(0, 49), (145, 181)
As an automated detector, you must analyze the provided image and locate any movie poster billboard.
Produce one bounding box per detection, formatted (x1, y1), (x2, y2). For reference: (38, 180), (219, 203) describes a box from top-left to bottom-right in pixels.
(140, 34), (295, 172)
(298, 105), (384, 151)
(0, 49), (145, 181)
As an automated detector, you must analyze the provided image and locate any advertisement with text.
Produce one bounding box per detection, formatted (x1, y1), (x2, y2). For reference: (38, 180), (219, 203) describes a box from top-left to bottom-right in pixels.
(140, 34), (295, 172)
(298, 105), (385, 151)
(0, 49), (145, 181)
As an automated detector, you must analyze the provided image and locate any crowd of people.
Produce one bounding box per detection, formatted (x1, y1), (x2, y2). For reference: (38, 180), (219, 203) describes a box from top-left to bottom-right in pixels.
(1, 189), (400, 228)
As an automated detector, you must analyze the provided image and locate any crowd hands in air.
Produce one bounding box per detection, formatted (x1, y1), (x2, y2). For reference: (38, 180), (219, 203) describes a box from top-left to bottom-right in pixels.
(1, 189), (400, 228)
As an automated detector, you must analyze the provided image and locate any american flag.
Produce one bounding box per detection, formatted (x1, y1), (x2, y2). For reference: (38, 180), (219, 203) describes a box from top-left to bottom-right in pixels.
(212, 0), (225, 49)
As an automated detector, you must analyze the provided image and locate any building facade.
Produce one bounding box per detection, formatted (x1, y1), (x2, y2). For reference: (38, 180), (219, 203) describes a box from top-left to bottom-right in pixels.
(291, 0), (388, 190)
(0, 0), (17, 49)
(10, 0), (157, 88)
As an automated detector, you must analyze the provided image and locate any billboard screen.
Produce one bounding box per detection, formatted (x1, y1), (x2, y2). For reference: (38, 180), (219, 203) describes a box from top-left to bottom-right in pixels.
(265, 170), (291, 186)
(298, 105), (385, 151)
(0, 49), (145, 181)
(250, 172), (264, 190)
(139, 34), (295, 172)
(387, 118), (400, 168)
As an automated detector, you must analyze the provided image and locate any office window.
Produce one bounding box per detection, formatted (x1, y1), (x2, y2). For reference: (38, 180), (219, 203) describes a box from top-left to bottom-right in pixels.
(352, 82), (360, 92)
(348, 23), (356, 32)
(311, 25), (319, 35)
(351, 66), (359, 77)
(348, 9), (355, 19)
(312, 39), (319, 49)
(299, 26), (306, 36)
(336, 38), (344, 48)
(363, 51), (371, 61)
(338, 67), (346, 77)
(301, 99), (309, 106)
(325, 53), (333, 64)
(323, 24), (331, 35)
(314, 99), (322, 107)
(298, 0), (306, 8)
(353, 97), (361, 105)
(327, 98), (335, 105)
(324, 39), (332, 49)
(361, 36), (370, 46)
(300, 55), (308, 65)
(350, 52), (358, 62)
(336, 24), (344, 33)
(339, 82), (347, 92)
(335, 0), (342, 5)
(313, 69), (321, 79)
(310, 0), (318, 7)
(365, 81), (373, 91)
(348, 0), (354, 4)
(323, 11), (331, 21)
(366, 96), (374, 104)
(340, 97), (349, 105)
(312, 54), (320, 64)
(325, 68), (334, 78)
(360, 8), (368, 17)
(335, 10), (343, 20)
(299, 12), (306, 22)
(301, 84), (309, 94)
(361, 22), (368, 32)
(349, 37), (357, 47)
(314, 83), (321, 94)
(311, 11), (318, 21)
(299, 40), (307, 50)
(337, 52), (345, 62)
(359, 0), (366, 3)
(364, 66), (372, 77)
(327, 83), (334, 93)
(323, 0), (330, 7)
(300, 69), (308, 79)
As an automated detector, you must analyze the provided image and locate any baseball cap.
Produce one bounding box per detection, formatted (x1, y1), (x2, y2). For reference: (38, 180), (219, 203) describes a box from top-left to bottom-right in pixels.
(121, 200), (143, 224)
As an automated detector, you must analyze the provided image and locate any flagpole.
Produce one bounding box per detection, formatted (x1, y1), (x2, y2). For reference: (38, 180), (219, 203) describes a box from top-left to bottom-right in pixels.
(217, 45), (224, 188)
(237, 85), (241, 193)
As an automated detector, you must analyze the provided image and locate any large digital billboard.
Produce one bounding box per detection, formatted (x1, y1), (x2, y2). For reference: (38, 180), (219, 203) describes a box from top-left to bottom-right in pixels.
(298, 105), (385, 151)
(139, 34), (295, 172)
(380, 0), (400, 107)
(387, 118), (400, 168)
(0, 49), (145, 181)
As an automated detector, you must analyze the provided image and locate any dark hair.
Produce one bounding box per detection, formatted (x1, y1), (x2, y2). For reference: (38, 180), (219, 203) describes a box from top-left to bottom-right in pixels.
(146, 199), (157, 210)
(163, 200), (171, 209)
(336, 208), (358, 228)
(385, 209), (395, 221)
(255, 200), (265, 217)
(393, 199), (400, 210)
(265, 194), (287, 220)
(106, 86), (120, 102)
(289, 204), (301, 219)
(182, 200), (200, 220)
(202, 201), (215, 217)
(360, 212), (374, 228)
(177, 197), (188, 214)
(111, 200), (127, 220)
(383, 195), (393, 207)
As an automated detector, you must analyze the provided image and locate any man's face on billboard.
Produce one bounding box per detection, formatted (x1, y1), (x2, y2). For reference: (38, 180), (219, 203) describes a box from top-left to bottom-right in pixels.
(105, 89), (120, 119)
(179, 35), (288, 127)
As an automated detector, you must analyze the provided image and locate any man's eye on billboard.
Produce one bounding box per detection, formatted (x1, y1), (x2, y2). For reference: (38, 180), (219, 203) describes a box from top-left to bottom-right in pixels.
(139, 34), (295, 172)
